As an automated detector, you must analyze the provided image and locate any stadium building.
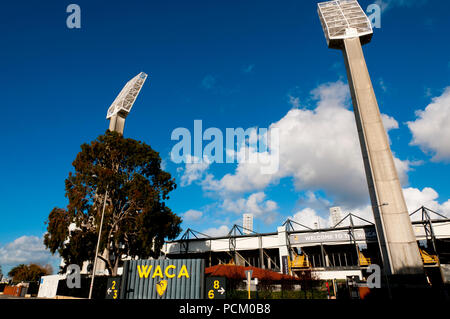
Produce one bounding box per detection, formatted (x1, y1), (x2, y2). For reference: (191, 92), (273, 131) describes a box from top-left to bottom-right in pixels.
(162, 207), (450, 283)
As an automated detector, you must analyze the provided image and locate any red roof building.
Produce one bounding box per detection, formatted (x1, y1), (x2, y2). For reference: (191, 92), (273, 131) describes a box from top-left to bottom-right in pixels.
(205, 264), (299, 282)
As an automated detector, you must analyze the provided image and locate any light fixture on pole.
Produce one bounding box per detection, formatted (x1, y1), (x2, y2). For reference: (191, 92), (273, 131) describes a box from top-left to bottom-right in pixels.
(106, 72), (148, 135)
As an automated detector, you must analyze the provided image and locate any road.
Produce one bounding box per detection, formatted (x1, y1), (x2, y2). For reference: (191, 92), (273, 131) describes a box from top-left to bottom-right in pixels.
(0, 294), (38, 299)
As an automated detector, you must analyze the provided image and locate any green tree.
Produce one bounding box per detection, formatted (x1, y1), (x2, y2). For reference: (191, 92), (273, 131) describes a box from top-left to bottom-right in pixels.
(44, 131), (182, 276)
(8, 263), (52, 282)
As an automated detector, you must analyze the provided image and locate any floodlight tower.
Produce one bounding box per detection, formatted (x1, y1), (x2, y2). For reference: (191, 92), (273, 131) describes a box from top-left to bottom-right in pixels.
(317, 0), (424, 278)
(106, 72), (148, 134)
(89, 72), (148, 299)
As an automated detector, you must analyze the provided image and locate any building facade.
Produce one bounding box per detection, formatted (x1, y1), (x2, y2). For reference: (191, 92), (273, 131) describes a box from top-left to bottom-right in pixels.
(162, 208), (450, 282)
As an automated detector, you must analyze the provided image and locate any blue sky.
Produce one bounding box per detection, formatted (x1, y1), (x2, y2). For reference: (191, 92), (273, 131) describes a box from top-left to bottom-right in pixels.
(0, 0), (449, 274)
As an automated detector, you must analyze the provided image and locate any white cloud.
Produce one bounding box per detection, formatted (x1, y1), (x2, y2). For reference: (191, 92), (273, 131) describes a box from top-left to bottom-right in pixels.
(221, 192), (279, 225)
(393, 157), (416, 186)
(290, 201), (375, 230)
(378, 78), (388, 93)
(425, 87), (433, 98)
(0, 235), (59, 271)
(160, 158), (168, 171)
(299, 191), (332, 210)
(183, 209), (203, 222)
(403, 187), (450, 220)
(288, 95), (300, 108)
(407, 87), (450, 162)
(291, 208), (329, 229)
(202, 225), (229, 237)
(381, 113), (398, 145)
(179, 155), (211, 187)
(381, 113), (398, 131)
(202, 80), (411, 208)
(202, 164), (275, 195)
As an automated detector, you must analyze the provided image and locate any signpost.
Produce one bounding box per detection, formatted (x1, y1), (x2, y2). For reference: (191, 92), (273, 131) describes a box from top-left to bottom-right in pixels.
(244, 270), (253, 300)
(205, 277), (226, 299)
(289, 228), (378, 245)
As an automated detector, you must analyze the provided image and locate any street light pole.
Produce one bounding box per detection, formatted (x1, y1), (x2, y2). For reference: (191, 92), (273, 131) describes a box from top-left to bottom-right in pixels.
(88, 185), (108, 299)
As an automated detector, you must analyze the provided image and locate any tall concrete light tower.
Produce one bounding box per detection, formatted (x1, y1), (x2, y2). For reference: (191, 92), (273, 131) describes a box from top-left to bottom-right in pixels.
(317, 0), (424, 277)
(106, 72), (148, 134)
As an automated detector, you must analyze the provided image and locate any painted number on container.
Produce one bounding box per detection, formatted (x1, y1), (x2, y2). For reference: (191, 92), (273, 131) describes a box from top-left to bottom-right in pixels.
(112, 281), (117, 299)
(205, 277), (226, 300)
(105, 277), (121, 300)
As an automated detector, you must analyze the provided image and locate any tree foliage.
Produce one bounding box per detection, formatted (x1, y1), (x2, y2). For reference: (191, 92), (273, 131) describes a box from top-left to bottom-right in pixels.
(8, 263), (53, 282)
(44, 130), (182, 276)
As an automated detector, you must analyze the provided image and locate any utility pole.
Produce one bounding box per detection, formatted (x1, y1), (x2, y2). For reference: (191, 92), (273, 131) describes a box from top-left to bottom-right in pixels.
(88, 186), (108, 299)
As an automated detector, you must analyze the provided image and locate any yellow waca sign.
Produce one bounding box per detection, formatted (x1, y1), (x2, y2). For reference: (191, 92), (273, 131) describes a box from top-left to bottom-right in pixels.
(137, 264), (190, 279)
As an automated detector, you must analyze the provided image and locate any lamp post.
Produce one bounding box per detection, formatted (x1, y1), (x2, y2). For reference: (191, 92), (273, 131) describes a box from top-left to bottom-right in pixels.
(88, 185), (108, 300)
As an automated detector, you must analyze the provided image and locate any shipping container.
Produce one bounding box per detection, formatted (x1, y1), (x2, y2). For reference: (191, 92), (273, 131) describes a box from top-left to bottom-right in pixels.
(121, 259), (205, 299)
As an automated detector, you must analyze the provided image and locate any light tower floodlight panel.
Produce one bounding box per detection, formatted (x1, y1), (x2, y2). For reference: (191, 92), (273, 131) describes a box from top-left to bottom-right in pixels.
(318, 0), (373, 49)
(106, 72), (148, 119)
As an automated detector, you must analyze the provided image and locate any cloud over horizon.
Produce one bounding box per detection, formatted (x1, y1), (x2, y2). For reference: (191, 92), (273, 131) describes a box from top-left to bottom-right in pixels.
(200, 80), (412, 208)
(175, 81), (450, 235)
(0, 235), (60, 275)
(408, 87), (450, 162)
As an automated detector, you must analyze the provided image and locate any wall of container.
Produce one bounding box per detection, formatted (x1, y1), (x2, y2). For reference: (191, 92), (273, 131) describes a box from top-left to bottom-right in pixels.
(3, 285), (22, 297)
(121, 259), (204, 299)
